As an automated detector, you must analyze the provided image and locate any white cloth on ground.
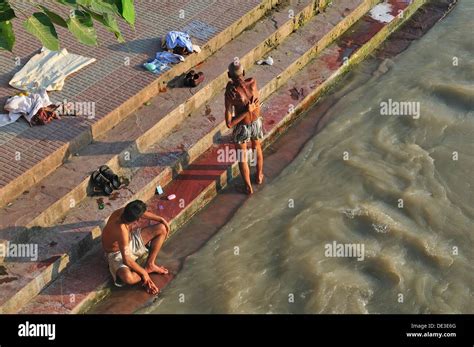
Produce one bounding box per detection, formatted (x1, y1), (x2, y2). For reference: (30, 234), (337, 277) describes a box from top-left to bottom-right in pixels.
(0, 90), (51, 127)
(9, 47), (96, 92)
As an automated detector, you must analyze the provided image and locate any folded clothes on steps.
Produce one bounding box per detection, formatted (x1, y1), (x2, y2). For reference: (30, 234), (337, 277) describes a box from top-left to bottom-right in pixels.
(143, 60), (171, 74)
(155, 51), (185, 64)
(146, 31), (201, 74)
(143, 51), (185, 74)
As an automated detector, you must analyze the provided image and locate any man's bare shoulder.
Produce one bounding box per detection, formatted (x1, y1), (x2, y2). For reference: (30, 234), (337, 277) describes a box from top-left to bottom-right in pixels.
(244, 78), (257, 93)
(103, 208), (125, 233)
(245, 77), (256, 85)
(113, 207), (124, 217)
(225, 81), (237, 99)
(105, 208), (121, 223)
(225, 81), (235, 91)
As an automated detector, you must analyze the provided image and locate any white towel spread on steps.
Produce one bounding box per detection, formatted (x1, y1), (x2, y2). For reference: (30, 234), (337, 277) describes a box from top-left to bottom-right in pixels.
(9, 47), (96, 92)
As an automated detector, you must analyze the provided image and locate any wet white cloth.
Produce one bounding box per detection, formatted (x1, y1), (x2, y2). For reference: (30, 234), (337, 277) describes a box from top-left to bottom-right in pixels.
(9, 47), (96, 92)
(369, 3), (395, 23)
(106, 228), (148, 287)
(256, 56), (274, 66)
(0, 90), (51, 127)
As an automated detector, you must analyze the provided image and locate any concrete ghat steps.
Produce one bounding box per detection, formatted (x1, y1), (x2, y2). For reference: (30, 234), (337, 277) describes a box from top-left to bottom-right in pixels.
(0, 0), (319, 234)
(19, 0), (427, 314)
(0, 0), (328, 313)
(121, 0), (378, 228)
(0, 0), (279, 209)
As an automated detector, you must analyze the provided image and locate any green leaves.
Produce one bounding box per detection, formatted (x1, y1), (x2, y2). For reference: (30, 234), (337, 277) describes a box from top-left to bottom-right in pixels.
(0, 20), (14, 51)
(38, 5), (67, 28)
(55, 0), (78, 7)
(88, 11), (124, 42)
(0, 0), (136, 51)
(24, 13), (59, 51)
(0, 1), (15, 21)
(90, 0), (119, 16)
(0, 1), (15, 51)
(120, 0), (135, 27)
(67, 10), (97, 46)
(77, 0), (94, 6)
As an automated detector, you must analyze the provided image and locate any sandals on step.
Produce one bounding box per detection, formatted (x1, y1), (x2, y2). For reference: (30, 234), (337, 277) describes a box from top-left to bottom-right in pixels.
(184, 70), (204, 87)
(99, 165), (121, 189)
(91, 171), (114, 196)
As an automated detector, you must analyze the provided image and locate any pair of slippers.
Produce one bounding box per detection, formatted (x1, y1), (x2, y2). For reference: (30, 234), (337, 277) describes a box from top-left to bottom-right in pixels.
(184, 70), (204, 87)
(91, 165), (121, 196)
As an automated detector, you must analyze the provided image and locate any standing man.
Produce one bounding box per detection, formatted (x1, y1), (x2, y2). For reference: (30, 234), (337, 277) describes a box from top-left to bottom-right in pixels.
(102, 200), (170, 294)
(224, 60), (264, 194)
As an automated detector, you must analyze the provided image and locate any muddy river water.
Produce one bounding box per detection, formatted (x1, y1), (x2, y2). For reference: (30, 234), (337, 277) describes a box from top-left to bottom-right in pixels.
(140, 1), (474, 314)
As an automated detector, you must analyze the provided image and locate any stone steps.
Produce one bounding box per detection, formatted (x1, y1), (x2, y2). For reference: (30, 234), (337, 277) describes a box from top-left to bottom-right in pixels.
(0, 0), (329, 313)
(119, 0), (377, 230)
(18, 0), (428, 314)
(0, 0), (319, 232)
(0, 0), (277, 208)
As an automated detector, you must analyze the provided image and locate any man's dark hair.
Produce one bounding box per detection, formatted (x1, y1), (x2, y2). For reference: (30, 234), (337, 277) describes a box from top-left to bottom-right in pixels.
(122, 200), (147, 223)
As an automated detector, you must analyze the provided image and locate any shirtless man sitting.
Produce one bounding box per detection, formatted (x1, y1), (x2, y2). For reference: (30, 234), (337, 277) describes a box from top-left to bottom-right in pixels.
(102, 200), (170, 295)
(225, 60), (264, 194)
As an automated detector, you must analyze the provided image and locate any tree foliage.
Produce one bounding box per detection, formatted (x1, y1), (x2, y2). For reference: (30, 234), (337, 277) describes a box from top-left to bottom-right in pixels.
(0, 0), (135, 52)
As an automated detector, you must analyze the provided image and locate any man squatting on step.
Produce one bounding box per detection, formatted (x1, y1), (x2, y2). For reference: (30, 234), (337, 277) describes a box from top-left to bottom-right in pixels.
(225, 61), (264, 194)
(102, 200), (170, 294)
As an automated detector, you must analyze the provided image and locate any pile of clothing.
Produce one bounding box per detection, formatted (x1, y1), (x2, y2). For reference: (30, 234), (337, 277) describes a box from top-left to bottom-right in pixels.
(164, 31), (201, 55)
(143, 31), (201, 75)
(0, 90), (59, 127)
(0, 47), (96, 127)
(143, 51), (185, 74)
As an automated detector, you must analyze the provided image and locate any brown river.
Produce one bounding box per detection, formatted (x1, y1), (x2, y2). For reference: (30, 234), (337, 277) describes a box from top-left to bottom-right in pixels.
(140, 1), (474, 314)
